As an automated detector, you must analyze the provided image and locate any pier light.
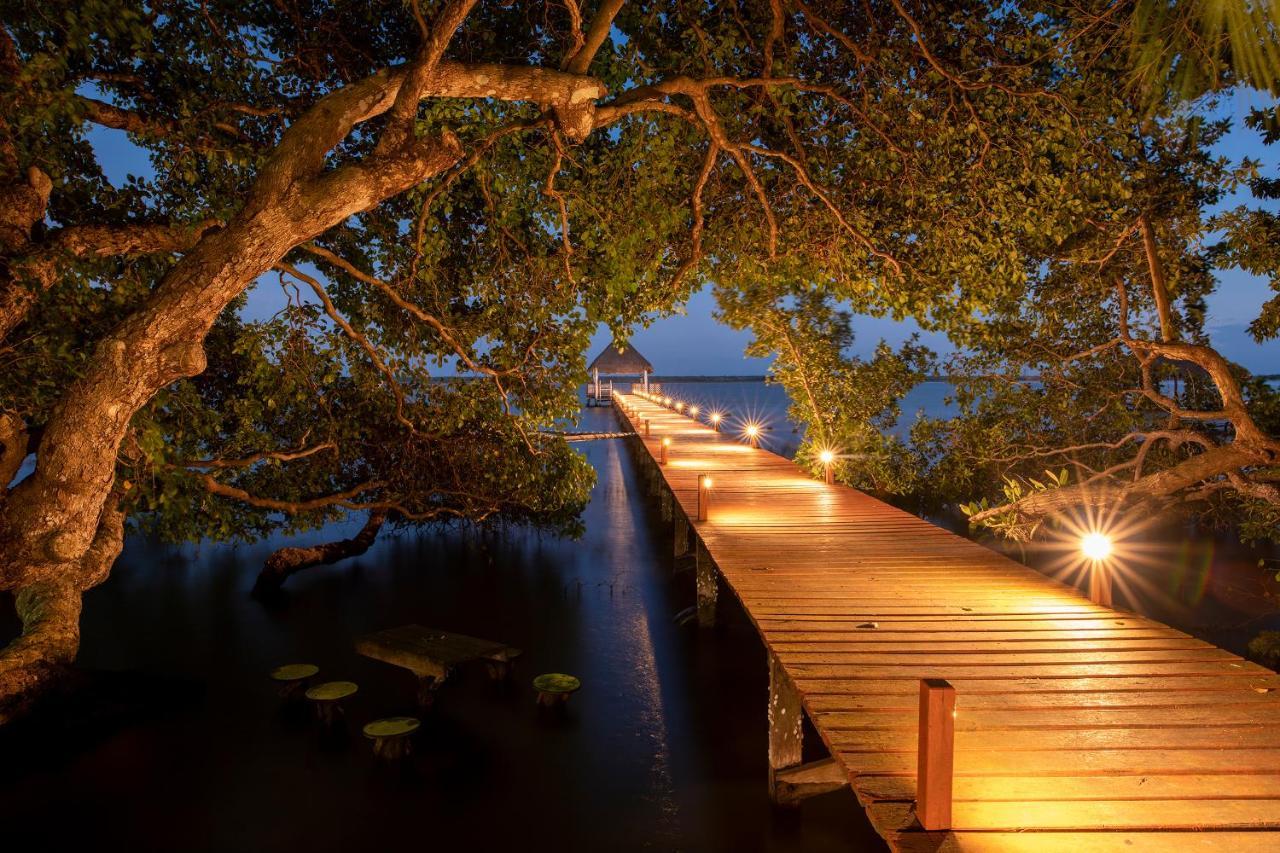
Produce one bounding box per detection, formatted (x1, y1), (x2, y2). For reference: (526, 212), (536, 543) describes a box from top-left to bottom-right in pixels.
(697, 473), (712, 521)
(743, 422), (761, 448)
(1081, 532), (1112, 562)
(664, 396), (673, 407)
(689, 405), (699, 419)
(709, 412), (723, 432)
(660, 436), (671, 465)
(676, 402), (685, 413)
(818, 448), (836, 485)
(1081, 530), (1113, 606)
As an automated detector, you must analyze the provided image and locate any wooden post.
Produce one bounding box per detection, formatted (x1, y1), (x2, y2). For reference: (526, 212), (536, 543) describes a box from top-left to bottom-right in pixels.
(674, 516), (689, 557)
(1089, 564), (1112, 607)
(768, 652), (803, 804)
(917, 678), (955, 831)
(643, 418), (650, 438)
(659, 437), (670, 465)
(697, 474), (711, 522)
(696, 540), (717, 626)
(824, 466), (834, 485)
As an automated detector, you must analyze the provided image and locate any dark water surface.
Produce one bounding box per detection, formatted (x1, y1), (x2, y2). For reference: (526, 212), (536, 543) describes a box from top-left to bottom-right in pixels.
(0, 404), (883, 852)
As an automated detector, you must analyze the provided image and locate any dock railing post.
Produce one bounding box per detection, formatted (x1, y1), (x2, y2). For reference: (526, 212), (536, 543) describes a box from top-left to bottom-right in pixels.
(917, 678), (955, 831)
(697, 474), (711, 522)
(1088, 564), (1112, 607)
(659, 437), (670, 466)
(643, 418), (650, 438)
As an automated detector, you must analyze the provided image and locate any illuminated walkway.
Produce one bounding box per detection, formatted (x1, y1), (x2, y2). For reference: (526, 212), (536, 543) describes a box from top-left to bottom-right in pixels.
(616, 392), (1280, 852)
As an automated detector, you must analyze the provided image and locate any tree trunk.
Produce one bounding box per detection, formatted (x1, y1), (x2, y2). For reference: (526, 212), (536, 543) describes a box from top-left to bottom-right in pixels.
(0, 127), (462, 718)
(0, 495), (124, 723)
(254, 511), (387, 593)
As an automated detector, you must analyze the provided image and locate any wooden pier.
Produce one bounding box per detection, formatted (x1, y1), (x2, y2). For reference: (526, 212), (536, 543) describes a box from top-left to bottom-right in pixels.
(614, 391), (1280, 851)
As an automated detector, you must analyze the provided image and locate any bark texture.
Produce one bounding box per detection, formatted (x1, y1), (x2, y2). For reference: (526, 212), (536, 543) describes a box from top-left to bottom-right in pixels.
(0, 496), (124, 723)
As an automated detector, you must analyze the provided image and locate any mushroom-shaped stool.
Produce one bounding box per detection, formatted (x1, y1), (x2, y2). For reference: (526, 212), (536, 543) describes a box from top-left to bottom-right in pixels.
(532, 673), (581, 708)
(305, 680), (358, 726)
(270, 663), (319, 700)
(363, 716), (420, 760)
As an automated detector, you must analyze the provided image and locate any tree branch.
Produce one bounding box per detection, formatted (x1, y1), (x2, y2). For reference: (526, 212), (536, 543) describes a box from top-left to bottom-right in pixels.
(254, 509), (387, 592)
(564, 0), (624, 74)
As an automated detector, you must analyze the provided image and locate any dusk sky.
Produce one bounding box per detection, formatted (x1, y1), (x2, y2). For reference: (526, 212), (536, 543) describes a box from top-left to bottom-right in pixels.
(88, 89), (1279, 376)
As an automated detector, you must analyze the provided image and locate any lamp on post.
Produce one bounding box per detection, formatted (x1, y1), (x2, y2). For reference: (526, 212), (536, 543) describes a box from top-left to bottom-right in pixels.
(697, 474), (712, 521)
(819, 449), (835, 485)
(709, 412), (723, 433)
(660, 436), (670, 466)
(743, 423), (761, 449)
(1082, 532), (1113, 606)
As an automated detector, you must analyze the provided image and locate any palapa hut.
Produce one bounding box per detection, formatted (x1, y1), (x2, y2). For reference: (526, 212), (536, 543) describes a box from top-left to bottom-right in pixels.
(587, 340), (654, 404)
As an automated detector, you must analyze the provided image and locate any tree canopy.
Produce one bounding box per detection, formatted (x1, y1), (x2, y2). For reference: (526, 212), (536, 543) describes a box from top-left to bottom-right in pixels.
(1, 0), (1278, 719)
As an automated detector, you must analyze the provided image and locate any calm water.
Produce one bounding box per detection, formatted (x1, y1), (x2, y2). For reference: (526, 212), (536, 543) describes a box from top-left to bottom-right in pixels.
(3, 379), (1277, 851)
(0, 403), (883, 852)
(654, 380), (953, 457)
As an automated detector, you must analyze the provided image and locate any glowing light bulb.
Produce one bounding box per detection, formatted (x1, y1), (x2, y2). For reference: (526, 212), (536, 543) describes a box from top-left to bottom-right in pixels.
(690, 406), (699, 417)
(703, 477), (712, 487)
(819, 449), (835, 465)
(662, 437), (671, 446)
(710, 412), (722, 423)
(1081, 532), (1112, 562)
(744, 424), (760, 440)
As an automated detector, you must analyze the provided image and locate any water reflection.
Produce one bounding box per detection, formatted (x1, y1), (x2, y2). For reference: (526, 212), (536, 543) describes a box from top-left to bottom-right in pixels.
(0, 405), (882, 852)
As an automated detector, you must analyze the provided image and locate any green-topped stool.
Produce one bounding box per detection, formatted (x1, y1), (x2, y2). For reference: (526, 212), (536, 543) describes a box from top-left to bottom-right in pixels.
(270, 663), (319, 700)
(363, 716), (420, 760)
(532, 673), (580, 708)
(305, 680), (358, 725)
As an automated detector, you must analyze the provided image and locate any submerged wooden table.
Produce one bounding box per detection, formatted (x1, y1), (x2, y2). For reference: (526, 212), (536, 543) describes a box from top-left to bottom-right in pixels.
(356, 624), (521, 707)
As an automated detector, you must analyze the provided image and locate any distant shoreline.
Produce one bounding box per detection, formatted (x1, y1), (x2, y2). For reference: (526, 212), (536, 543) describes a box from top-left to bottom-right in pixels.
(589, 373), (1280, 384)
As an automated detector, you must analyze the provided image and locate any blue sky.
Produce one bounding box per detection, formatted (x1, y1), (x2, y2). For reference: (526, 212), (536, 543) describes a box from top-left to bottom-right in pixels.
(87, 88), (1279, 376)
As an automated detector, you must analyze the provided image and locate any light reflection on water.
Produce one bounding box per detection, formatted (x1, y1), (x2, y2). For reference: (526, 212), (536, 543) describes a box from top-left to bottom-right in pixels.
(0, 403), (881, 852)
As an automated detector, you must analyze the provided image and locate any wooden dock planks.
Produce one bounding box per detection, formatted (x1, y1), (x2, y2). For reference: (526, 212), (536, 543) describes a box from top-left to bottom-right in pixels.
(614, 393), (1280, 850)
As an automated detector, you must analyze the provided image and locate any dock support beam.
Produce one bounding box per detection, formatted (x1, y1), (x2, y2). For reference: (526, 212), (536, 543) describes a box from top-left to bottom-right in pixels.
(660, 488), (673, 521)
(695, 540), (717, 627)
(766, 654), (848, 806)
(674, 515), (689, 556)
(917, 678), (955, 831)
(768, 652), (803, 803)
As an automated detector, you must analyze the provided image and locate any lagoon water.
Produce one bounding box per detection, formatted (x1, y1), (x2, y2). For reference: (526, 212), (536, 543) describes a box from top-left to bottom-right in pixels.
(2, 378), (1276, 852)
(0, 400), (883, 852)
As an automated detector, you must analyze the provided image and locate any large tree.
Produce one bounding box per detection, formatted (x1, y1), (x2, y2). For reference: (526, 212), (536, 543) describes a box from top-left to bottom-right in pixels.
(2, 0), (1266, 720)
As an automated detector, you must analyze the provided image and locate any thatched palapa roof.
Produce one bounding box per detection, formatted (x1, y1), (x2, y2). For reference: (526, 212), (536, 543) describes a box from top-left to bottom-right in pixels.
(588, 340), (653, 375)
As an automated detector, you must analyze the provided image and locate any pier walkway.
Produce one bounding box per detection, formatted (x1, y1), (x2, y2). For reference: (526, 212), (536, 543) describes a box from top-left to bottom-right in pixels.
(615, 392), (1280, 851)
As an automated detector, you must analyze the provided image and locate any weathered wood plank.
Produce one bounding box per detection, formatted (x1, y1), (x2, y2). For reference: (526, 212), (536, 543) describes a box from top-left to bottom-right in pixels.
(615, 395), (1280, 849)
